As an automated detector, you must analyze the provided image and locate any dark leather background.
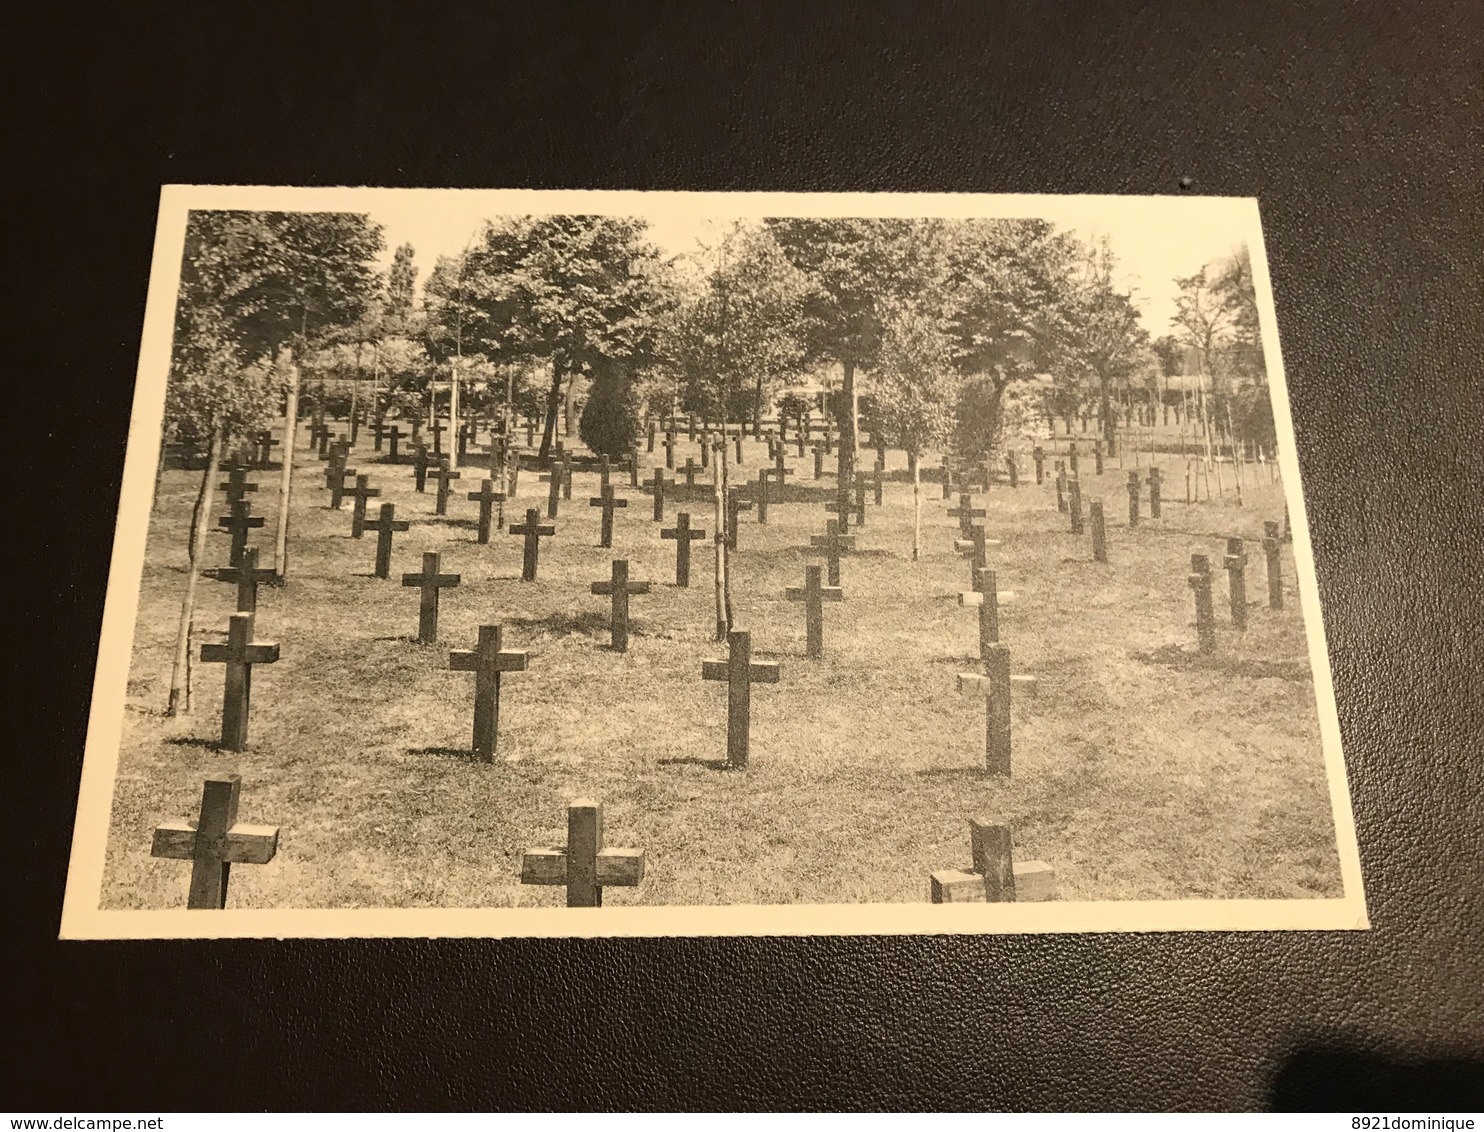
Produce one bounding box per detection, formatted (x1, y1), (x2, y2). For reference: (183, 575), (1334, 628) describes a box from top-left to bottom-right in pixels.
(6, 2), (1482, 1111)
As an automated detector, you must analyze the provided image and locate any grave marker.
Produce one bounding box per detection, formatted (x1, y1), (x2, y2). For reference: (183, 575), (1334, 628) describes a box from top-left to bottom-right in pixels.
(1033, 446), (1045, 485)
(347, 474), (380, 538)
(216, 499), (264, 568)
(199, 612), (280, 751)
(363, 502), (410, 579)
(218, 466), (259, 510)
(467, 479), (506, 543)
(1189, 553), (1216, 653)
(1094, 438), (1104, 476)
(328, 465), (357, 510)
(701, 629), (781, 769)
(957, 643), (1037, 775)
(588, 484), (628, 548)
(1005, 451), (1019, 488)
(1148, 466), (1163, 518)
(413, 442), (432, 492)
(663, 428), (677, 470)
(212, 546), (276, 613)
(386, 423), (405, 461)
(660, 511), (707, 587)
(591, 558), (651, 652)
(929, 821), (1056, 903)
(784, 564), (844, 658)
(756, 469), (770, 524)
(1127, 470), (1141, 526)
(401, 550), (461, 644)
(1055, 463), (1068, 513)
(651, 467), (669, 521)
(1068, 476), (1083, 534)
(430, 458), (462, 516)
(810, 519), (856, 587)
(1090, 500), (1108, 563)
(958, 566), (1016, 659)
(509, 508), (556, 582)
(1224, 537), (1248, 630)
(725, 491), (754, 551)
(151, 774), (280, 909)
(1263, 520), (1284, 610)
(448, 624), (529, 761)
(520, 799), (645, 907)
(948, 493), (986, 537)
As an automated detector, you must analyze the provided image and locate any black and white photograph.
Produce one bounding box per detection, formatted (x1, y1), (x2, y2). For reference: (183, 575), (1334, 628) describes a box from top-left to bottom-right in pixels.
(59, 186), (1366, 938)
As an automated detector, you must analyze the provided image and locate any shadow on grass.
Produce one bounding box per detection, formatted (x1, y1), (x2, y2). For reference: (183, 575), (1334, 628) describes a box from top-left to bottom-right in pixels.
(406, 746), (487, 764)
(372, 635), (423, 644)
(164, 736), (221, 750)
(438, 518), (479, 531)
(504, 610), (609, 638)
(1133, 643), (1312, 681)
(915, 765), (998, 779)
(656, 756), (735, 770)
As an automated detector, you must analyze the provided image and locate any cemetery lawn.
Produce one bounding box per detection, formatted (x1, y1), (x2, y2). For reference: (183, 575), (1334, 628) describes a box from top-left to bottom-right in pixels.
(101, 428), (1344, 910)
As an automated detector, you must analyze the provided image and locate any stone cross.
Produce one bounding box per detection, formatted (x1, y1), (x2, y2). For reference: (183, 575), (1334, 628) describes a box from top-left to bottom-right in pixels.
(1033, 446), (1045, 485)
(467, 479), (506, 543)
(1224, 537), (1249, 630)
(958, 566), (1017, 659)
(1127, 470), (1141, 527)
(560, 448), (574, 500)
(682, 457), (700, 493)
(958, 643), (1037, 775)
(809, 519), (856, 587)
(591, 558), (650, 652)
(650, 467), (669, 521)
(386, 423), (404, 461)
(1263, 520), (1284, 610)
(1090, 500), (1108, 562)
(660, 511), (707, 587)
(701, 628), (781, 769)
(216, 499), (265, 568)
(929, 821), (1056, 903)
(785, 563), (844, 658)
(756, 469), (771, 524)
(1068, 476), (1083, 534)
(328, 465), (357, 510)
(430, 457), (462, 516)
(213, 546), (276, 614)
(347, 475), (381, 538)
(812, 444), (826, 480)
(824, 480), (855, 531)
(537, 462), (564, 520)
(401, 551), (461, 644)
(509, 508), (556, 582)
(948, 493), (986, 538)
(520, 799), (645, 907)
(151, 774), (280, 909)
(1189, 553), (1217, 653)
(363, 502), (410, 579)
(663, 428), (677, 470)
(1055, 463), (1068, 513)
(1148, 466), (1163, 518)
(448, 624), (529, 761)
(200, 611), (280, 751)
(588, 484), (628, 548)
(369, 419), (390, 451)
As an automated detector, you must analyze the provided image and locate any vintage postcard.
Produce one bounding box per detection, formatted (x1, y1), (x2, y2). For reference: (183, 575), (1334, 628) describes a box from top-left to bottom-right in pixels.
(59, 186), (1367, 938)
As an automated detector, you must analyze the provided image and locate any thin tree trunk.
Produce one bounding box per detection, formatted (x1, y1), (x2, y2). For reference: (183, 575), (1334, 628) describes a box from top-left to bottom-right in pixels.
(839, 359), (857, 486)
(910, 451), (921, 562)
(274, 347), (301, 579)
(1099, 371), (1115, 456)
(166, 424), (224, 717)
(713, 437), (728, 640)
(539, 360), (563, 459)
(449, 357), (461, 471)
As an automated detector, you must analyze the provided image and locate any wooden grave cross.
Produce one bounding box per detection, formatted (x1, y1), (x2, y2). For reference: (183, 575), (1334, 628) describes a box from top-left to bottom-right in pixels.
(959, 566), (1016, 659)
(429, 416), (447, 456)
(537, 462), (563, 519)
(328, 465), (358, 510)
(412, 442), (433, 492)
(1005, 450), (1019, 488)
(957, 642), (1037, 775)
(448, 623), (529, 761)
(520, 799), (645, 907)
(213, 545), (277, 614)
(1068, 475), (1083, 534)
(1068, 442), (1079, 476)
(1090, 500), (1108, 563)
(646, 418), (657, 453)
(852, 473), (868, 526)
(701, 628), (781, 769)
(1127, 470), (1141, 527)
(363, 502), (410, 579)
(385, 423), (405, 461)
(401, 550), (462, 644)
(218, 466), (259, 510)
(785, 563), (844, 658)
(929, 820), (1056, 903)
(771, 444), (794, 492)
(660, 511), (707, 587)
(663, 428), (677, 469)
(812, 443), (826, 480)
(1054, 463), (1068, 513)
(430, 457), (462, 516)
(252, 430), (280, 467)
(1262, 520), (1284, 610)
(509, 507), (556, 582)
(682, 456), (700, 492)
(591, 558), (651, 652)
(1032, 445), (1045, 485)
(725, 490), (754, 551)
(1094, 438), (1105, 475)
(199, 611), (280, 751)
(756, 468), (771, 524)
(561, 447), (574, 500)
(628, 447), (641, 487)
(1224, 537), (1249, 630)
(1188, 553), (1217, 653)
(467, 479), (506, 543)
(588, 484), (628, 548)
(308, 418), (331, 454)
(369, 418), (390, 451)
(1147, 466), (1163, 518)
(953, 524), (1003, 577)
(869, 465), (884, 506)
(824, 479), (855, 530)
(948, 492), (986, 537)
(347, 474), (380, 538)
(809, 519), (856, 587)
(151, 774), (280, 909)
(216, 499), (265, 568)
(650, 467), (670, 521)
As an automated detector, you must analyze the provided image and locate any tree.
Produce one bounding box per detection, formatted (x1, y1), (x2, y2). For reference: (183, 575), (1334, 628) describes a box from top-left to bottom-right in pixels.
(871, 300), (961, 560)
(764, 218), (926, 484)
(1061, 239), (1149, 454)
(386, 242), (418, 333)
(1206, 245), (1273, 448)
(450, 216), (674, 459)
(162, 209), (382, 716)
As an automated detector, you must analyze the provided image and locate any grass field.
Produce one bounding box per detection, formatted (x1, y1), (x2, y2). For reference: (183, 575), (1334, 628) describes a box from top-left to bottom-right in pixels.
(100, 420), (1344, 910)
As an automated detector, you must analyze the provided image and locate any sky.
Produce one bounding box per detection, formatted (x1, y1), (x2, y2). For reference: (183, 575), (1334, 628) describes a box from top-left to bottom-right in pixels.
(357, 190), (1257, 337)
